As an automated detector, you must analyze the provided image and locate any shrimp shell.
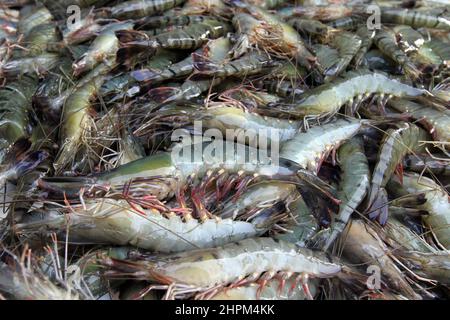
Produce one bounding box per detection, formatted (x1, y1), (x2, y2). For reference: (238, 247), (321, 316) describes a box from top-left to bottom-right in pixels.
(401, 173), (450, 249)
(100, 237), (342, 297)
(15, 198), (271, 253)
(280, 118), (362, 174)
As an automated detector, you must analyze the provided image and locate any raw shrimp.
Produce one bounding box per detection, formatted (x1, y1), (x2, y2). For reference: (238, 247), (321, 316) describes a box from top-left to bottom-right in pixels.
(99, 237), (343, 299)
(322, 137), (370, 251)
(280, 118), (363, 174)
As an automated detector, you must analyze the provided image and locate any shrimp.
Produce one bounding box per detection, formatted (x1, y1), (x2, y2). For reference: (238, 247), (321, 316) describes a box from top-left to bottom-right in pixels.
(73, 22), (134, 77)
(17, 182), (299, 252)
(99, 237), (344, 299)
(180, 0), (232, 18)
(111, 0), (186, 19)
(117, 20), (231, 52)
(320, 30), (362, 81)
(17, 4), (53, 36)
(322, 137), (370, 252)
(231, 7), (316, 70)
(341, 219), (421, 299)
(53, 74), (106, 174)
(403, 154), (450, 176)
(0, 75), (37, 165)
(135, 15), (220, 30)
(0, 251), (80, 300)
(367, 123), (429, 224)
(278, 5), (357, 22)
(373, 28), (422, 80)
(382, 209), (438, 253)
(326, 16), (364, 30)
(268, 71), (426, 120)
(131, 37), (231, 85)
(397, 251), (450, 286)
(401, 173), (450, 250)
(380, 7), (450, 31)
(40, 138), (334, 221)
(275, 194), (319, 248)
(62, 10), (102, 46)
(193, 51), (281, 78)
(134, 103), (300, 147)
(280, 118), (363, 174)
(0, 53), (60, 79)
(388, 98), (450, 143)
(148, 77), (223, 103)
(288, 19), (361, 81)
(351, 26), (375, 68)
(258, 79), (306, 98)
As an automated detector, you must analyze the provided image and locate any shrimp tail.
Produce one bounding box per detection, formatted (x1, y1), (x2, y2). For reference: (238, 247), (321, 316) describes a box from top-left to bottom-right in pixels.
(192, 52), (219, 73)
(148, 87), (182, 103)
(403, 61), (422, 82)
(100, 257), (172, 284)
(367, 187), (389, 225)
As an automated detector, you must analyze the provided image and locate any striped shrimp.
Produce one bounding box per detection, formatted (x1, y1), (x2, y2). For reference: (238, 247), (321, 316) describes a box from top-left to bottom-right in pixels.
(373, 28), (422, 80)
(320, 30), (362, 81)
(110, 0), (186, 19)
(268, 71), (427, 120)
(99, 237), (344, 299)
(380, 8), (450, 31)
(193, 51), (281, 78)
(258, 79), (306, 98)
(388, 98), (450, 143)
(288, 18), (361, 81)
(351, 26), (375, 68)
(135, 15), (220, 29)
(400, 173), (450, 250)
(322, 137), (370, 252)
(280, 118), (363, 174)
(326, 16), (364, 30)
(117, 20), (231, 53)
(16, 182), (298, 253)
(367, 123), (429, 225)
(17, 4), (53, 36)
(131, 37), (231, 85)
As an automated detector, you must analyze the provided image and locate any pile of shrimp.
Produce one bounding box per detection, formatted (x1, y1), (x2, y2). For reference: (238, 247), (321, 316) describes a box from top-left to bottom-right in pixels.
(0, 0), (449, 300)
